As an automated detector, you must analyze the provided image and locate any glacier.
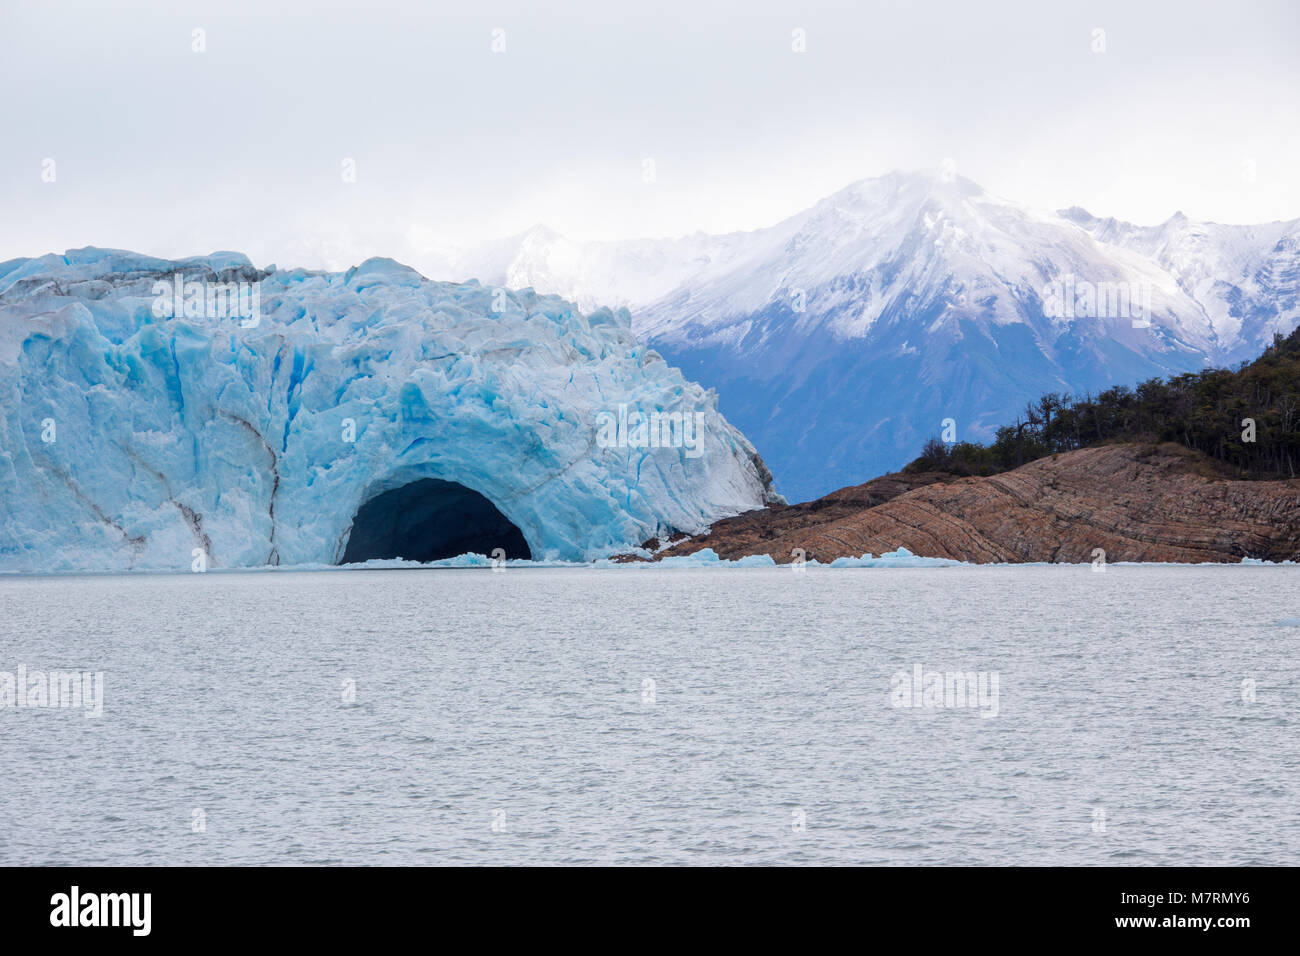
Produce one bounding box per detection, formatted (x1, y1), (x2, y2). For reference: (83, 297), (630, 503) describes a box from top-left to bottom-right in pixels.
(0, 248), (778, 572)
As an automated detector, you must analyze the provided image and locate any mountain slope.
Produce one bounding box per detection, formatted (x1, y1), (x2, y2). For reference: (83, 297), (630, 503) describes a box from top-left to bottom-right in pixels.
(431, 171), (1300, 501)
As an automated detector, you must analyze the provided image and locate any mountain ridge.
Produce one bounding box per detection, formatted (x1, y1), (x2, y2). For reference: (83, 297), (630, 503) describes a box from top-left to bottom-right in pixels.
(426, 170), (1300, 500)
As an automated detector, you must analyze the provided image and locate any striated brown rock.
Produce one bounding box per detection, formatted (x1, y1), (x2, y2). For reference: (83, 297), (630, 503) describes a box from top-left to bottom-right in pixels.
(639, 443), (1300, 564)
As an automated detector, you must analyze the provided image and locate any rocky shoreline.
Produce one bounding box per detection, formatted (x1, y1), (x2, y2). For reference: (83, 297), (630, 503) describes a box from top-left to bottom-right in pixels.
(631, 443), (1300, 564)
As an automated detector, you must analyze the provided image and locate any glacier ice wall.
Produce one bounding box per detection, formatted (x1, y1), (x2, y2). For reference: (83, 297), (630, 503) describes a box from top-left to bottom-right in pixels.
(0, 248), (777, 571)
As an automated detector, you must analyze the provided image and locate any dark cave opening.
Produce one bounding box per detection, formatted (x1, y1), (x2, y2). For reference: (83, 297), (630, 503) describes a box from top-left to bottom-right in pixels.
(340, 478), (532, 564)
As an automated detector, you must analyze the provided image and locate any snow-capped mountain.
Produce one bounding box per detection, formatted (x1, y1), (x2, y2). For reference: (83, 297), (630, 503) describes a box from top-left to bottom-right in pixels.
(1059, 206), (1300, 358)
(432, 170), (1300, 501)
(433, 224), (757, 317)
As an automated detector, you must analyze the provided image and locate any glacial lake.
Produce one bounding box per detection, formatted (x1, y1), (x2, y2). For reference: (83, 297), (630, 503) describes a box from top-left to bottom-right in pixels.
(0, 563), (1296, 865)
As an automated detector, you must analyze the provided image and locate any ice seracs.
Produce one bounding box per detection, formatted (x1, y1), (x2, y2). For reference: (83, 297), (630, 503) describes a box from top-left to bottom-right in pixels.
(0, 248), (778, 572)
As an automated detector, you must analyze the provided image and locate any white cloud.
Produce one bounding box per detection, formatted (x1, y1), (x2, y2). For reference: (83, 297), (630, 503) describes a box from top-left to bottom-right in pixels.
(1, 0), (1296, 267)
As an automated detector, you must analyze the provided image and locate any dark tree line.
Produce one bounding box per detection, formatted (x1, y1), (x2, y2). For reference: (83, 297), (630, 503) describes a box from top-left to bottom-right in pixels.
(908, 325), (1300, 480)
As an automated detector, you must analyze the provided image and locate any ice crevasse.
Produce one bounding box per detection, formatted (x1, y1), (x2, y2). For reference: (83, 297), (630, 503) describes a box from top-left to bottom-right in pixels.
(0, 248), (779, 571)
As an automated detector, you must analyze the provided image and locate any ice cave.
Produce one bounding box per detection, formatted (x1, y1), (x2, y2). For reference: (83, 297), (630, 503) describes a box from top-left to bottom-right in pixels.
(340, 478), (532, 564)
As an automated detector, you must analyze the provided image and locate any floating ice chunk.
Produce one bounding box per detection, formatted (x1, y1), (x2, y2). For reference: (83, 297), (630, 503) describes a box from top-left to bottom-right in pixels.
(607, 548), (777, 568)
(658, 548), (721, 567)
(828, 548), (962, 568)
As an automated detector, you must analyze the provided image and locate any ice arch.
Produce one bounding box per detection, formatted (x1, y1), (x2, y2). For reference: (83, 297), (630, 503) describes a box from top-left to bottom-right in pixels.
(0, 249), (779, 571)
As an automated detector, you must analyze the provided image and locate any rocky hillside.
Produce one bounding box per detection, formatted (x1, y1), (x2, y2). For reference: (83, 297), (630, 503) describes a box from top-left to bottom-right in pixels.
(638, 443), (1300, 564)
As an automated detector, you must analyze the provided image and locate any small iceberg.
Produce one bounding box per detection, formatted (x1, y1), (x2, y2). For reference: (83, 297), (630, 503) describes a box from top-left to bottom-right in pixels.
(827, 547), (963, 568)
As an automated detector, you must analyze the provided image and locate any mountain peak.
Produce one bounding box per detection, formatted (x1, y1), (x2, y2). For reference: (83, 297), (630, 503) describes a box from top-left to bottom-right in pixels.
(1059, 205), (1097, 224)
(838, 168), (986, 199)
(517, 223), (563, 243)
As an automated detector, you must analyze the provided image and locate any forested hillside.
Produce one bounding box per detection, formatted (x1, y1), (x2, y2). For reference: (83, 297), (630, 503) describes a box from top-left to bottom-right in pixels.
(908, 326), (1300, 480)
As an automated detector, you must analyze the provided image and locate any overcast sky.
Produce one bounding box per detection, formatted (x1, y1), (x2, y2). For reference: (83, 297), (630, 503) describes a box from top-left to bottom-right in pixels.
(2, 0), (1297, 269)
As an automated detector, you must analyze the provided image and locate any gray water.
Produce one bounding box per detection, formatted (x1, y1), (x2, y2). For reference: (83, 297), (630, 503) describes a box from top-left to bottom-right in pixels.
(0, 564), (1296, 866)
